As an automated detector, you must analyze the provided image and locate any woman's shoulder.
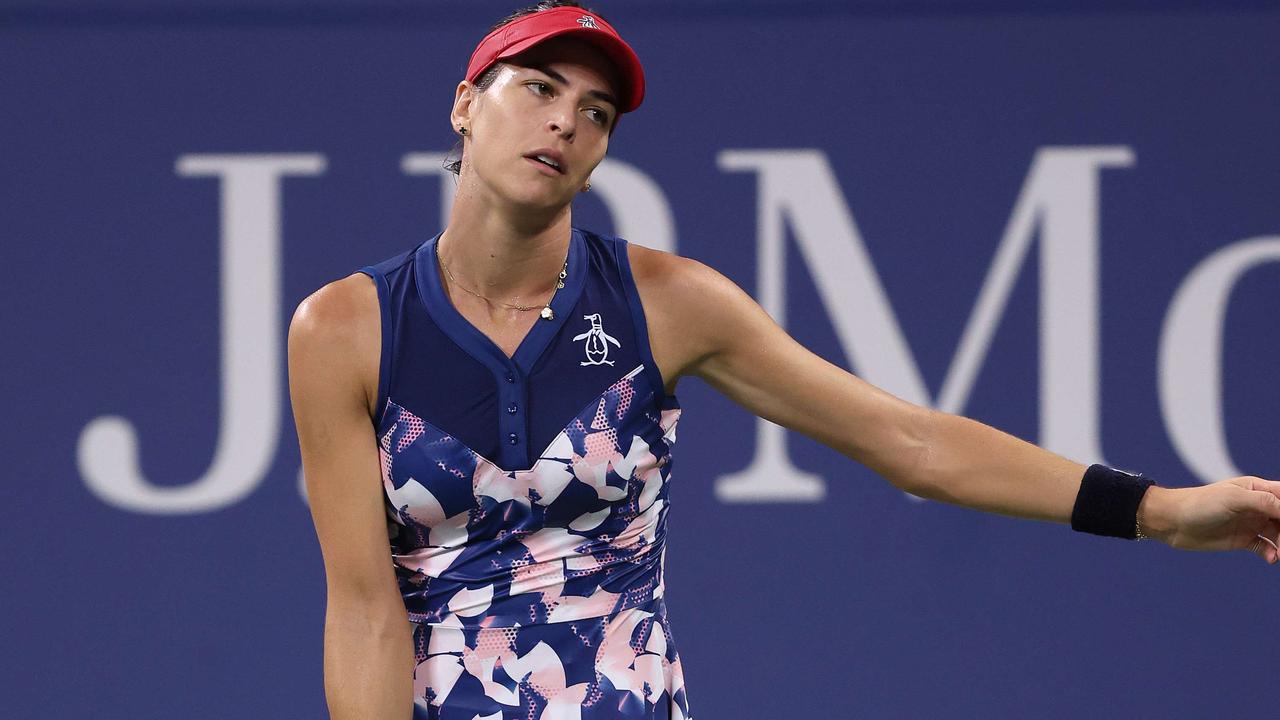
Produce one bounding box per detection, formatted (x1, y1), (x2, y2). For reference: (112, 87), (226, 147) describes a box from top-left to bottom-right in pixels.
(292, 273), (380, 344)
(293, 240), (422, 342)
(621, 240), (746, 386)
(623, 240), (721, 296)
(288, 273), (382, 413)
(568, 228), (733, 315)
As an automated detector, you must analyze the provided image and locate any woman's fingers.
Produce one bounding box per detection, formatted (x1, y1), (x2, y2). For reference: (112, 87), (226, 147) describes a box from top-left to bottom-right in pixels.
(1268, 518), (1280, 563)
(1244, 484), (1280, 522)
(1251, 533), (1279, 564)
(1248, 476), (1280, 502)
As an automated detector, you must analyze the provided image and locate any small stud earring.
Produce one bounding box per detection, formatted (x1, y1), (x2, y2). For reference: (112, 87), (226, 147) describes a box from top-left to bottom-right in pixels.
(583, 181), (591, 192)
(458, 125), (468, 135)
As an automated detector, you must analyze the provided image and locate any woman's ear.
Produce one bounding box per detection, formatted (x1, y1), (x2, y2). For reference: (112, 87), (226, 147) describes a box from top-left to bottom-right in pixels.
(450, 81), (474, 135)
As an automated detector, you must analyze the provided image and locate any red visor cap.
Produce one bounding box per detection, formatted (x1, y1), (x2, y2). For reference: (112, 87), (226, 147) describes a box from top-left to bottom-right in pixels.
(465, 6), (645, 114)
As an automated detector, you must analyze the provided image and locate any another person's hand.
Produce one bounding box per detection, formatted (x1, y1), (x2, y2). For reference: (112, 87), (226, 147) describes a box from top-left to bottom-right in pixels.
(1145, 476), (1280, 563)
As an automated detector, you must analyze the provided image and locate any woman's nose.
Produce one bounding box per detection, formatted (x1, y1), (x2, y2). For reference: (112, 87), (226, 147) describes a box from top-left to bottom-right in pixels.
(547, 104), (576, 139)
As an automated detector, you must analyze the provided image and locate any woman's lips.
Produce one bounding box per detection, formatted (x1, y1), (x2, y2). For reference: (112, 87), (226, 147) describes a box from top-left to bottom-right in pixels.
(525, 156), (564, 176)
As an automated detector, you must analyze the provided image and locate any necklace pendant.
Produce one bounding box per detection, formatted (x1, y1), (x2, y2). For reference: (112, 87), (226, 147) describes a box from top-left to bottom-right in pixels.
(540, 306), (555, 321)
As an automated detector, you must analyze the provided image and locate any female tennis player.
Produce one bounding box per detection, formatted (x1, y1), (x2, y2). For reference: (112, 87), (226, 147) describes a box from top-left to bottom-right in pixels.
(287, 3), (1280, 718)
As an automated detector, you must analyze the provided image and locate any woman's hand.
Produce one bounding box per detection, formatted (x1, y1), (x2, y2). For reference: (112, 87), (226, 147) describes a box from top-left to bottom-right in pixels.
(1144, 476), (1280, 564)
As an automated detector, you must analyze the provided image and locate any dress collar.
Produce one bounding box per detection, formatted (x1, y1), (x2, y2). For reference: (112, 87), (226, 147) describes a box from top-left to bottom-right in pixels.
(414, 227), (588, 376)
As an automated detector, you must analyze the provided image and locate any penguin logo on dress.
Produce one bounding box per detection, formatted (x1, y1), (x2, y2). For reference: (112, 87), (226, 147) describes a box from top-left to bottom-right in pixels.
(572, 313), (621, 366)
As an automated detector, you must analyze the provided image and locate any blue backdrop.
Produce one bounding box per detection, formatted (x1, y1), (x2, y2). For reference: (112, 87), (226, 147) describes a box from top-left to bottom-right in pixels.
(4, 1), (1278, 717)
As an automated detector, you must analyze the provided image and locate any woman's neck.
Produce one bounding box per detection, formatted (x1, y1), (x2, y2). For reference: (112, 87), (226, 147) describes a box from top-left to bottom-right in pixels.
(440, 184), (573, 306)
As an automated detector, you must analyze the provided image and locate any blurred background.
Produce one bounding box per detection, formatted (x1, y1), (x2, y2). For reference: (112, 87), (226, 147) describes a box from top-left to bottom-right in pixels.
(4, 0), (1278, 717)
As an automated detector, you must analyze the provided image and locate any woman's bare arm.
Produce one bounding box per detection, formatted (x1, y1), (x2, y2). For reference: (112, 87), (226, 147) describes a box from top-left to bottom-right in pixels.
(631, 245), (1280, 561)
(288, 273), (415, 719)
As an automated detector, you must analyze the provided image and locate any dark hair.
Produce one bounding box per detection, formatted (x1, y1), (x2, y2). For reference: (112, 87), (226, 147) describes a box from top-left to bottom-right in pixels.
(443, 0), (614, 176)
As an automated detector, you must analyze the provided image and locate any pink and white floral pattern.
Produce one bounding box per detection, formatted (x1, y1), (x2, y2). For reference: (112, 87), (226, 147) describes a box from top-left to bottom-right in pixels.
(378, 365), (692, 719)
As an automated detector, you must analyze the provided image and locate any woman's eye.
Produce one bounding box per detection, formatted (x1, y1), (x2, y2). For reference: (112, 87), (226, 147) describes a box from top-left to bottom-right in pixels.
(587, 109), (608, 125)
(529, 82), (551, 96)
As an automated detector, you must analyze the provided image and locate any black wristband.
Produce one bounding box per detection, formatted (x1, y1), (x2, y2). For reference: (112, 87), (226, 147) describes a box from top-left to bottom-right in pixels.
(1070, 464), (1157, 540)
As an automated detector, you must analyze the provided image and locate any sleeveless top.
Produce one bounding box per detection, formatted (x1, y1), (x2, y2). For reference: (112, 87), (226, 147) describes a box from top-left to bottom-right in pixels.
(357, 227), (682, 629)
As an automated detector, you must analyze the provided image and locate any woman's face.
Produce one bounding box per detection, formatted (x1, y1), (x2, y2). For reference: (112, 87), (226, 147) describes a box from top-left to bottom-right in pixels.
(452, 36), (621, 212)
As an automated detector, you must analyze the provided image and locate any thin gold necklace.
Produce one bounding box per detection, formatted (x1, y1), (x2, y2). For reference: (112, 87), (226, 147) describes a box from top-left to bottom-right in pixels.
(437, 242), (568, 321)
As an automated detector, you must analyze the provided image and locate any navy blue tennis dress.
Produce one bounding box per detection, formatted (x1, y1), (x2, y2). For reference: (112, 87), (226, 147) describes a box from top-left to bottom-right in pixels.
(358, 227), (693, 720)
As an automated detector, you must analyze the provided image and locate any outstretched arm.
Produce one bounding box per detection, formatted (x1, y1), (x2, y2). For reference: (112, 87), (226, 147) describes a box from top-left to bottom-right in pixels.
(649, 250), (1280, 564)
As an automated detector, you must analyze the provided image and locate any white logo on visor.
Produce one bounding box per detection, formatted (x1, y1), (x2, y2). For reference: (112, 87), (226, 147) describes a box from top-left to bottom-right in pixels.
(576, 15), (599, 29)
